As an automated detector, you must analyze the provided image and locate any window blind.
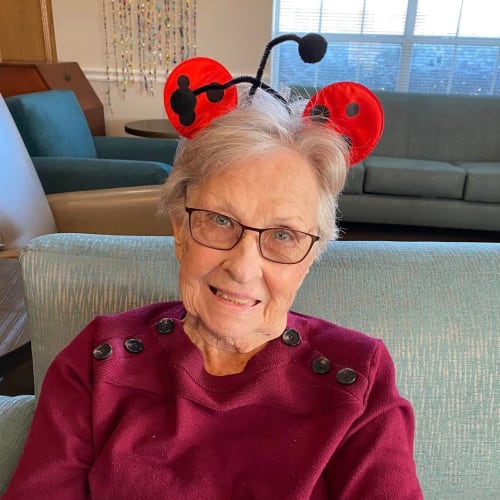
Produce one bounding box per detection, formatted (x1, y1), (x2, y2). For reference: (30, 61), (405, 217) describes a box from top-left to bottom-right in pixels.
(272, 0), (500, 95)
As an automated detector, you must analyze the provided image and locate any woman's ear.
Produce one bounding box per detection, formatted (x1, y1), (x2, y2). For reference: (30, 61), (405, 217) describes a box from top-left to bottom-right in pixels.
(171, 215), (186, 260)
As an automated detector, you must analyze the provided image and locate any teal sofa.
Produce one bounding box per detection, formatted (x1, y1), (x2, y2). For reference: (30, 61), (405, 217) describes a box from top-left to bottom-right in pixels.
(1, 234), (499, 498)
(291, 87), (500, 231)
(5, 90), (178, 194)
(340, 91), (500, 231)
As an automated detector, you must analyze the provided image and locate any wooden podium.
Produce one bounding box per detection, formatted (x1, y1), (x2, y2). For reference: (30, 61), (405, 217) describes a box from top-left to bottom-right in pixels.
(0, 61), (105, 135)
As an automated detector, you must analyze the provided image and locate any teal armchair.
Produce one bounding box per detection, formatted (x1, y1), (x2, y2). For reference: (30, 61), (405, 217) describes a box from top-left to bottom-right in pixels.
(5, 90), (178, 194)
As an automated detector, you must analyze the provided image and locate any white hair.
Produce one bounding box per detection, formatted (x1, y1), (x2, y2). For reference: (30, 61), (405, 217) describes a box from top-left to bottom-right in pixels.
(160, 90), (349, 253)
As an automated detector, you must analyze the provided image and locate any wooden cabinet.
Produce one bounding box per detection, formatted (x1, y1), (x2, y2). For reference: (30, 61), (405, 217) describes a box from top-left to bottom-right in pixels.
(0, 0), (56, 63)
(0, 62), (105, 135)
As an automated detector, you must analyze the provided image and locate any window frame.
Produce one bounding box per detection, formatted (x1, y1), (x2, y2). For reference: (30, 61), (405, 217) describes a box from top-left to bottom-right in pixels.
(271, 0), (500, 94)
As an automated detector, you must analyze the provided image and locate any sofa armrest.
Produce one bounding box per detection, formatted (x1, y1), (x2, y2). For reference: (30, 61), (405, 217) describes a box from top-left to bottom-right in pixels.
(32, 157), (172, 195)
(47, 185), (173, 236)
(93, 136), (178, 164)
(0, 395), (35, 495)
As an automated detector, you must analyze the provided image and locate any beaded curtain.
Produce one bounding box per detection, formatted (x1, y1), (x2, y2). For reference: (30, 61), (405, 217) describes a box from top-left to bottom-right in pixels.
(102, 0), (197, 104)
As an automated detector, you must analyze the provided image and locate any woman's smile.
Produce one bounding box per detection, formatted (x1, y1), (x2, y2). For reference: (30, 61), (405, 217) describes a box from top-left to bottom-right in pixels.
(209, 285), (260, 307)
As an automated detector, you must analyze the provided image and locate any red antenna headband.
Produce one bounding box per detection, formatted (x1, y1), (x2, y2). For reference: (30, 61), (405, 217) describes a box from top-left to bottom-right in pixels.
(163, 33), (384, 166)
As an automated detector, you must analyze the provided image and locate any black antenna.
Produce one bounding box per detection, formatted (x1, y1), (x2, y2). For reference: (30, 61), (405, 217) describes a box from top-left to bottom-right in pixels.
(196, 76), (290, 107)
(249, 33), (328, 97)
(169, 33), (327, 126)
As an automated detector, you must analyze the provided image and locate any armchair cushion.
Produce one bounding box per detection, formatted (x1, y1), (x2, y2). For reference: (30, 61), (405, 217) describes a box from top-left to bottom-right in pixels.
(32, 157), (171, 194)
(5, 90), (97, 158)
(93, 136), (178, 164)
(0, 395), (36, 495)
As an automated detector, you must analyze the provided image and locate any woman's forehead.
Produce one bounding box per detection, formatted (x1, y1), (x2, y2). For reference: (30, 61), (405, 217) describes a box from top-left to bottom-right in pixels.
(186, 151), (320, 228)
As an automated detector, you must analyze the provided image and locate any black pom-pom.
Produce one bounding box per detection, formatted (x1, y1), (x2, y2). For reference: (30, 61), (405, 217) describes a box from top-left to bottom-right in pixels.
(298, 33), (327, 63)
(170, 76), (197, 126)
(170, 87), (196, 114)
(206, 85), (224, 103)
(179, 109), (196, 126)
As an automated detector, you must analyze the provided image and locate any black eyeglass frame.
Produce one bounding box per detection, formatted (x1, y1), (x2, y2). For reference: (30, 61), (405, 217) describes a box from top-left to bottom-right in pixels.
(185, 207), (320, 264)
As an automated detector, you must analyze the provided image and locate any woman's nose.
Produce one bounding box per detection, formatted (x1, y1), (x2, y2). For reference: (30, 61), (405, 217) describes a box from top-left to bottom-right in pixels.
(222, 230), (264, 282)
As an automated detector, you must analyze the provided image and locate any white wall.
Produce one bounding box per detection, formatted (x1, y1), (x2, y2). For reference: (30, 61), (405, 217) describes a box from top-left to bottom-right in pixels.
(51, 0), (274, 135)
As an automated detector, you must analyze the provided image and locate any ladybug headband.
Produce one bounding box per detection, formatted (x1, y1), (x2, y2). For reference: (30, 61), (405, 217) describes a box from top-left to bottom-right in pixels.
(163, 33), (384, 165)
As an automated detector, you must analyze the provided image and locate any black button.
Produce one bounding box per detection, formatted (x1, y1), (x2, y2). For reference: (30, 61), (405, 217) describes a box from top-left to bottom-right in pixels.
(124, 338), (144, 353)
(336, 368), (357, 385)
(282, 328), (301, 346)
(93, 343), (112, 360)
(156, 318), (174, 334)
(312, 357), (331, 374)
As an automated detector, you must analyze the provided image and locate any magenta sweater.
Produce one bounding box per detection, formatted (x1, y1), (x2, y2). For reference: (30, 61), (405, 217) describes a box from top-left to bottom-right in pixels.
(5, 301), (422, 499)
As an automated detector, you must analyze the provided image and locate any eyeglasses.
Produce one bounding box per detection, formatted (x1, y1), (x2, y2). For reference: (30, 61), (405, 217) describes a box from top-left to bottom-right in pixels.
(185, 207), (320, 264)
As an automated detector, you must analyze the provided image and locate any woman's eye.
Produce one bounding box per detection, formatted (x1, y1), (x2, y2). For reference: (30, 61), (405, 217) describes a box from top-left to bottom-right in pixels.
(273, 229), (295, 242)
(212, 214), (232, 227)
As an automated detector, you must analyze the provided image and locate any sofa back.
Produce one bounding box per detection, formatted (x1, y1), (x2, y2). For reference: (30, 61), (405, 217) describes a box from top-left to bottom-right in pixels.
(290, 86), (500, 163)
(19, 234), (500, 499)
(373, 91), (500, 162)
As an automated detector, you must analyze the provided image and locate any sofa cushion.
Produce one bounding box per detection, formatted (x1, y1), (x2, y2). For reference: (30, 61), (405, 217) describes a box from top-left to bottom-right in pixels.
(457, 162), (500, 203)
(364, 156), (466, 199)
(342, 162), (365, 194)
(32, 157), (172, 194)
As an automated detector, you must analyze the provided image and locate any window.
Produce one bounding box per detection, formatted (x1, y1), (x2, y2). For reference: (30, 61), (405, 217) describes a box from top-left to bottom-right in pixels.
(272, 0), (500, 95)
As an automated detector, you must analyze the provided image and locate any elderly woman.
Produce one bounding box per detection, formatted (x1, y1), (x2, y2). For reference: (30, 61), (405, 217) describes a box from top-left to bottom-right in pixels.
(5, 94), (422, 499)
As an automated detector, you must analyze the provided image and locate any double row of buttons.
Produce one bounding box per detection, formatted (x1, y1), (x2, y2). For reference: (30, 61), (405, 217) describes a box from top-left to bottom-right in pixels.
(93, 321), (357, 385)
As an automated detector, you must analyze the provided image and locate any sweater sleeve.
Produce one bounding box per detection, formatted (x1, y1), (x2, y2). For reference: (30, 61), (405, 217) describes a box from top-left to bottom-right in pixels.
(3, 320), (98, 500)
(325, 340), (423, 499)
